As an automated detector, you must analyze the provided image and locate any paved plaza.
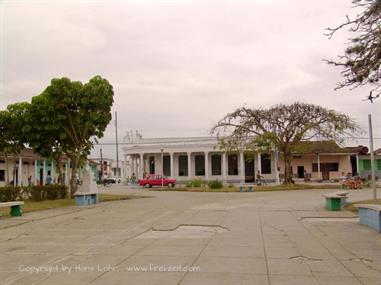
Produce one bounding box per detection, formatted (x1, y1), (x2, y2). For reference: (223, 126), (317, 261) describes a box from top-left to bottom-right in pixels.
(0, 187), (380, 285)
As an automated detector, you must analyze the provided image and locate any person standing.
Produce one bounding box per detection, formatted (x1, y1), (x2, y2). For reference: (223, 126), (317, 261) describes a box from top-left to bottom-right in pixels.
(131, 173), (137, 188)
(46, 171), (52, 185)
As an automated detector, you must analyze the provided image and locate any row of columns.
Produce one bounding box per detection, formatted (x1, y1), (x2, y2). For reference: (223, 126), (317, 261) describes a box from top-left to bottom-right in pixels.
(127, 152), (266, 182)
(12, 158), (72, 186)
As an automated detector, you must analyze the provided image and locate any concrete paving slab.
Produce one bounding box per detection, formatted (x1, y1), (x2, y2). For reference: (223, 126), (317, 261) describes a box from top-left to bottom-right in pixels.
(136, 244), (205, 257)
(267, 258), (313, 276)
(181, 272), (269, 285)
(270, 274), (320, 285)
(0, 187), (380, 285)
(314, 275), (363, 285)
(201, 245), (265, 258)
(193, 256), (267, 274)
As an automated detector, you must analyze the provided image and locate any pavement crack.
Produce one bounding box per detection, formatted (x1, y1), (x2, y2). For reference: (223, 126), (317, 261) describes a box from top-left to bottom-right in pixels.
(289, 255), (322, 264)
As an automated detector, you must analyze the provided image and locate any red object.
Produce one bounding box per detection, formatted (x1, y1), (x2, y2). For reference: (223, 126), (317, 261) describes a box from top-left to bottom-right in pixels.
(138, 174), (176, 188)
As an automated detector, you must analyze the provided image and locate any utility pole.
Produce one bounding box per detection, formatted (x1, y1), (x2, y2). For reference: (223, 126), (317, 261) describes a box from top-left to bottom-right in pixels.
(100, 146), (103, 180)
(115, 111), (119, 178)
(368, 114), (377, 201)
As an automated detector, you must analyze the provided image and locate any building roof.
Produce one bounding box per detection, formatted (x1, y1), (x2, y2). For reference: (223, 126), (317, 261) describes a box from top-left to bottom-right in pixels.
(343, 145), (369, 155)
(293, 141), (353, 154)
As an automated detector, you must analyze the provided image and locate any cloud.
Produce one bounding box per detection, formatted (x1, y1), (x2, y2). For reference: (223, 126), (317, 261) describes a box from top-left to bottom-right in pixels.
(1, 0), (380, 159)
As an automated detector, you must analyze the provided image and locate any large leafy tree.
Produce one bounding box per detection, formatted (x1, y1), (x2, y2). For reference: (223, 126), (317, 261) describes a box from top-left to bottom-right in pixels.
(23, 95), (66, 185)
(0, 102), (29, 184)
(211, 103), (358, 184)
(24, 76), (114, 195)
(326, 0), (381, 101)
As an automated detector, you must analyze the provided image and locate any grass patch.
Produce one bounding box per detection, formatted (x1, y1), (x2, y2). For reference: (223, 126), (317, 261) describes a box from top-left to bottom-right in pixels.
(344, 199), (381, 213)
(0, 194), (147, 216)
(150, 183), (341, 192)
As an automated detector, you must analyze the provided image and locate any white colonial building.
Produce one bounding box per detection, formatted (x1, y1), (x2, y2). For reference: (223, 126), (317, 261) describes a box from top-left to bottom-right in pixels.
(123, 137), (279, 184)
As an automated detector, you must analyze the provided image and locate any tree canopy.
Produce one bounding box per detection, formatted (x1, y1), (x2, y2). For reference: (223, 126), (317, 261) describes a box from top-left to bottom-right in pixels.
(23, 75), (114, 194)
(211, 103), (359, 184)
(326, 0), (381, 101)
(0, 102), (29, 183)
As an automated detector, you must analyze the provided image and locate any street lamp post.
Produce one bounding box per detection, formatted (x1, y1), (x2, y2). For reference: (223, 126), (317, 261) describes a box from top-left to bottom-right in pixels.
(160, 147), (164, 188)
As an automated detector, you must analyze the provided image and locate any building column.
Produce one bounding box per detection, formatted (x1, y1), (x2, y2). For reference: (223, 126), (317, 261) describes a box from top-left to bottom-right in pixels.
(170, 152), (174, 178)
(187, 152), (192, 179)
(317, 154), (321, 180)
(135, 156), (139, 177)
(240, 152), (245, 183)
(34, 160), (38, 186)
(51, 160), (55, 183)
(17, 157), (22, 186)
(140, 153), (144, 179)
(356, 154), (360, 176)
(65, 161), (69, 186)
(42, 160), (47, 186)
(274, 150), (280, 184)
(204, 152), (209, 180)
(131, 156), (135, 177)
(222, 152), (226, 183)
(257, 153), (262, 174)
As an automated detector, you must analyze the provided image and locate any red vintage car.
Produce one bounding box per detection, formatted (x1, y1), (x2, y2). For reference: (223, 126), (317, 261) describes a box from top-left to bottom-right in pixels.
(138, 174), (176, 188)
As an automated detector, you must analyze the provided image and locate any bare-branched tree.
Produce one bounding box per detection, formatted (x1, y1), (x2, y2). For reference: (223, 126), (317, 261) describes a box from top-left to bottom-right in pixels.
(325, 0), (381, 101)
(211, 103), (359, 184)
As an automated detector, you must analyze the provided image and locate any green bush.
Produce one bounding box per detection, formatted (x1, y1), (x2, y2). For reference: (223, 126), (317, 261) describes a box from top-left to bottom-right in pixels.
(28, 185), (68, 201)
(186, 179), (205, 188)
(208, 180), (223, 189)
(0, 186), (24, 202)
(0, 185), (68, 202)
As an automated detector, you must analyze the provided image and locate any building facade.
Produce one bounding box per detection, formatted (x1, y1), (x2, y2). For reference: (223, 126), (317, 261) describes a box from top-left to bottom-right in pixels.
(123, 137), (359, 184)
(0, 149), (98, 187)
(123, 137), (279, 184)
(358, 154), (381, 179)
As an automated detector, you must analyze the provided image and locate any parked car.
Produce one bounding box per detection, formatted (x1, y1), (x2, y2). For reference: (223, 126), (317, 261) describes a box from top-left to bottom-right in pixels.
(138, 174), (176, 188)
(103, 177), (117, 184)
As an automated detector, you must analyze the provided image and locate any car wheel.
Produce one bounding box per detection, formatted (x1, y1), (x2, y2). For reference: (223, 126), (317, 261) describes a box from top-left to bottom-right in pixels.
(144, 183), (150, 188)
(168, 182), (173, 188)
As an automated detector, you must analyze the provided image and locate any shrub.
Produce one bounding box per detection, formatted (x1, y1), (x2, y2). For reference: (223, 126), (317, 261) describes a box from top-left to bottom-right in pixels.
(208, 180), (223, 189)
(228, 183), (234, 188)
(0, 185), (68, 202)
(186, 179), (205, 188)
(27, 185), (68, 201)
(0, 186), (24, 202)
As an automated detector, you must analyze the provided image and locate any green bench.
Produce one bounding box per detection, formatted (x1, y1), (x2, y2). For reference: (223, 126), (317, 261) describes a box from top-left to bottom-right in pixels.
(323, 191), (349, 211)
(0, 201), (24, 217)
(240, 184), (254, 192)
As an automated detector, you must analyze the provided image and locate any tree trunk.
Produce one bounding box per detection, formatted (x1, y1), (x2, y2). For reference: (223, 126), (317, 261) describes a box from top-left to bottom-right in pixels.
(55, 156), (63, 185)
(70, 163), (77, 197)
(69, 154), (80, 197)
(283, 152), (294, 184)
(4, 154), (10, 184)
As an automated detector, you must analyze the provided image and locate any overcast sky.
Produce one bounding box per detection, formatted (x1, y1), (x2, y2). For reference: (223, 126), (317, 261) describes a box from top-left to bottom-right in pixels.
(1, 0), (380, 159)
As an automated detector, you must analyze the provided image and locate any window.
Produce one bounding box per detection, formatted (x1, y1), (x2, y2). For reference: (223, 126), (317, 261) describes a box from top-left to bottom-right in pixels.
(0, 170), (4, 182)
(228, 154), (238, 175)
(261, 154), (271, 174)
(195, 155), (205, 176)
(363, 160), (371, 171)
(211, 154), (221, 176)
(163, 155), (170, 176)
(178, 155), (188, 176)
(312, 163), (339, 172)
(149, 156), (155, 174)
(377, 160), (381, 171)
